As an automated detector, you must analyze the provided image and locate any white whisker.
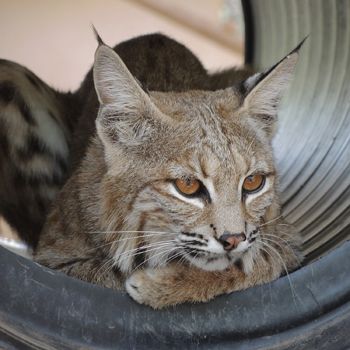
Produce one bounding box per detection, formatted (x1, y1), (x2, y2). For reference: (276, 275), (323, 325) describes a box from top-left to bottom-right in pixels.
(93, 257), (114, 283)
(132, 247), (179, 272)
(85, 233), (178, 253)
(261, 235), (299, 259)
(259, 240), (302, 308)
(90, 230), (180, 235)
(259, 215), (284, 228)
(115, 240), (177, 261)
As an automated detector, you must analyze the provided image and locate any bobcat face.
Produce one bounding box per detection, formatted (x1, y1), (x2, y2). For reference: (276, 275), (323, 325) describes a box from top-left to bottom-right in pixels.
(113, 123), (277, 272)
(93, 42), (297, 274)
(171, 166), (275, 271)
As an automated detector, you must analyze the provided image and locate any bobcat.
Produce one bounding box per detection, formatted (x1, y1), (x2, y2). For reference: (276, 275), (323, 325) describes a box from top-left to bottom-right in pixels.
(0, 34), (252, 248)
(1, 33), (302, 308)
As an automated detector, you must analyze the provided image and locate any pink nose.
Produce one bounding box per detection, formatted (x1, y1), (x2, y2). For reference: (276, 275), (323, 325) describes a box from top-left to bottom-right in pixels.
(219, 232), (246, 251)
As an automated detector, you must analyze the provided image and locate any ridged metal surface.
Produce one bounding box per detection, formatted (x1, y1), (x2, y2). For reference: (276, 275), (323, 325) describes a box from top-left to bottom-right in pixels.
(249, 0), (350, 261)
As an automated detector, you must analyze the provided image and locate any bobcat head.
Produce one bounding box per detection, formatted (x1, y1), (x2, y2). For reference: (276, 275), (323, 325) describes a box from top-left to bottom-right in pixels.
(93, 42), (300, 275)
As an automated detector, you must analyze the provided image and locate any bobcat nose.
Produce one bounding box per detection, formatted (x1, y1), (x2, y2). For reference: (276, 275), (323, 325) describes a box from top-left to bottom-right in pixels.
(219, 231), (246, 251)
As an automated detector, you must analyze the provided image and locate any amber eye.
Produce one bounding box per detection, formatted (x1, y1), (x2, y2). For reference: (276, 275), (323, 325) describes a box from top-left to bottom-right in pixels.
(242, 174), (265, 193)
(175, 178), (201, 196)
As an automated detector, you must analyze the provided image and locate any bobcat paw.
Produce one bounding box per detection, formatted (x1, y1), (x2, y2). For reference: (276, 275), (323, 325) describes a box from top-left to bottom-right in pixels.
(125, 269), (170, 309)
(125, 270), (148, 305)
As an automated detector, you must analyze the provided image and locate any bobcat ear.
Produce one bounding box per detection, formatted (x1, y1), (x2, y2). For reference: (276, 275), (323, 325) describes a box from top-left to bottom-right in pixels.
(240, 39), (305, 134)
(93, 44), (148, 106)
(93, 44), (173, 150)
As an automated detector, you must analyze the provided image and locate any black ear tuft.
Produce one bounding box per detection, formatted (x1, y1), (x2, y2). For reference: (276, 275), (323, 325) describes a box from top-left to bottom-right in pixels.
(243, 36), (308, 95)
(238, 38), (307, 137)
(91, 24), (105, 46)
(290, 36), (308, 55)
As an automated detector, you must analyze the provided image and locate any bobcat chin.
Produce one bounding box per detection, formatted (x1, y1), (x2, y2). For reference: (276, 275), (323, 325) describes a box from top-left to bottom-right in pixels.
(2, 33), (303, 309)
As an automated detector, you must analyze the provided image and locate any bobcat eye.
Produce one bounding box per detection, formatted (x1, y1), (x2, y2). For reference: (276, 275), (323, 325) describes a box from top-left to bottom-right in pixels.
(175, 178), (201, 196)
(242, 174), (265, 193)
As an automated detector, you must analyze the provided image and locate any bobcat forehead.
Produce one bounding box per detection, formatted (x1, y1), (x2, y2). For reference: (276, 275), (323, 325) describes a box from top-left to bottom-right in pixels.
(198, 149), (221, 178)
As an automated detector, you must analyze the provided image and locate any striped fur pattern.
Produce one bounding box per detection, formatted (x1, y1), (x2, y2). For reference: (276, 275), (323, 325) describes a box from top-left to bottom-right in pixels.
(34, 37), (303, 309)
(0, 60), (73, 246)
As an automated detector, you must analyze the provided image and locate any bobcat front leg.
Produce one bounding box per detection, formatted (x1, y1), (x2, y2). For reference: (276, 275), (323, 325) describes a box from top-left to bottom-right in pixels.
(125, 257), (277, 309)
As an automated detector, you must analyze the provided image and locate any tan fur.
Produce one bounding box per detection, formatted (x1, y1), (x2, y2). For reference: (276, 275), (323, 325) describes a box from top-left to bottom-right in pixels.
(126, 221), (299, 309)
(35, 37), (302, 309)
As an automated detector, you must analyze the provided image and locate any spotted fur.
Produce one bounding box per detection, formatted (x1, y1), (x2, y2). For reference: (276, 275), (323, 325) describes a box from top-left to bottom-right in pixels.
(32, 35), (303, 309)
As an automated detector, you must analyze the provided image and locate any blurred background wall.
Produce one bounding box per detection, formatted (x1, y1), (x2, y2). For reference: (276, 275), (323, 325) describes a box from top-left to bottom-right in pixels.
(0, 0), (244, 91)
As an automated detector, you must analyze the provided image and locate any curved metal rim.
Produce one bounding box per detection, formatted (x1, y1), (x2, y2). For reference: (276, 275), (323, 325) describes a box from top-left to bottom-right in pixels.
(0, 240), (349, 349)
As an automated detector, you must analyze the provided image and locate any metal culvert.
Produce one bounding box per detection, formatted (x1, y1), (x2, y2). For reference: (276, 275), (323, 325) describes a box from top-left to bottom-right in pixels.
(0, 1), (349, 349)
(246, 0), (350, 262)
